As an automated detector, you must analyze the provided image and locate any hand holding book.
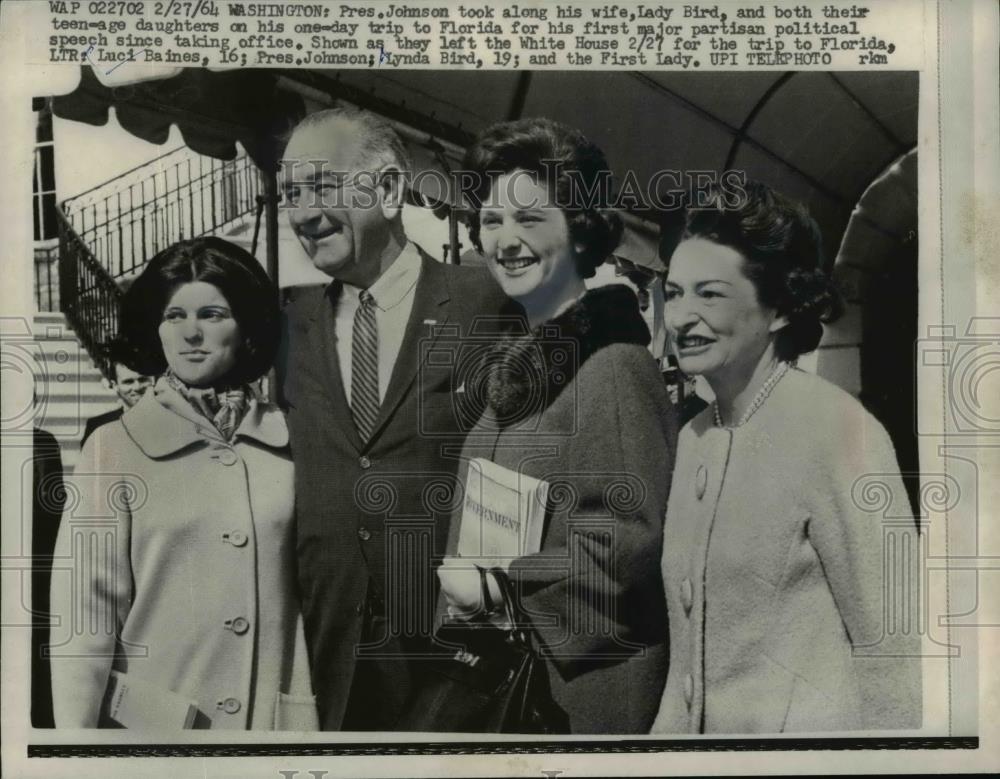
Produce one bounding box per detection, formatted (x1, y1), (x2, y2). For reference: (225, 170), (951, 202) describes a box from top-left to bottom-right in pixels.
(438, 458), (550, 623)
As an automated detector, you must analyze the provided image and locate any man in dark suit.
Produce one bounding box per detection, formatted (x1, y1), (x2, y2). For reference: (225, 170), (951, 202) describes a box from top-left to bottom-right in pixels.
(31, 427), (65, 727)
(278, 107), (505, 730)
(81, 357), (153, 445)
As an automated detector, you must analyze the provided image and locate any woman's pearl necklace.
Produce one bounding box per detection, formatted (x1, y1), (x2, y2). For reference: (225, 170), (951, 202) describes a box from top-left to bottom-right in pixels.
(714, 361), (791, 429)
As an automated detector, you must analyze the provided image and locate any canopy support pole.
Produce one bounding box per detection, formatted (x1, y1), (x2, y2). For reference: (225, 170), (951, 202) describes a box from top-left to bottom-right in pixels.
(263, 168), (280, 288)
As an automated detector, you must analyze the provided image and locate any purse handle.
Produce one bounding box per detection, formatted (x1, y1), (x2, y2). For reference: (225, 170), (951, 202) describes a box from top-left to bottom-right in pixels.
(480, 567), (531, 642)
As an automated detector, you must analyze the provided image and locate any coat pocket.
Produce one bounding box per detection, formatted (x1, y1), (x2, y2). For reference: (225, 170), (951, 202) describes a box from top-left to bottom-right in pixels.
(274, 692), (319, 731)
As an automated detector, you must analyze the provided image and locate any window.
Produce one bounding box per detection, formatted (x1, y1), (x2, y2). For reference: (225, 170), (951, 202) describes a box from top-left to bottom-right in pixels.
(33, 104), (58, 242)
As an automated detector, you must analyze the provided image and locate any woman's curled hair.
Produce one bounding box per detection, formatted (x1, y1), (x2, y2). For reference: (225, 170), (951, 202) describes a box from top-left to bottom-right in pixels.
(681, 180), (844, 361)
(461, 117), (623, 279)
(119, 237), (280, 384)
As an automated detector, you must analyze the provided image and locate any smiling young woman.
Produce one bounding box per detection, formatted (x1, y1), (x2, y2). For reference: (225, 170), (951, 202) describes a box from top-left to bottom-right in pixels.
(476, 169), (583, 323)
(426, 118), (678, 734)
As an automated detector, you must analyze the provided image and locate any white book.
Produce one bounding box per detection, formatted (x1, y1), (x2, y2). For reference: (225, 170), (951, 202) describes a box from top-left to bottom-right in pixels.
(458, 458), (549, 570)
(102, 670), (199, 730)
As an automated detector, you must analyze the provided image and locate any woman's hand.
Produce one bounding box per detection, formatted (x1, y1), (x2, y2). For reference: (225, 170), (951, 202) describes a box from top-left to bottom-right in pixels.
(437, 557), (503, 621)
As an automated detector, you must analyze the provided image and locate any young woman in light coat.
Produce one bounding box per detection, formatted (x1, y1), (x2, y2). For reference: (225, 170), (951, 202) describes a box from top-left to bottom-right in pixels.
(651, 182), (921, 733)
(50, 237), (316, 730)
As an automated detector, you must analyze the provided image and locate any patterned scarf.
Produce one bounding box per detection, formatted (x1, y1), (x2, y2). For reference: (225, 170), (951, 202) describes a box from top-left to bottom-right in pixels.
(165, 371), (250, 442)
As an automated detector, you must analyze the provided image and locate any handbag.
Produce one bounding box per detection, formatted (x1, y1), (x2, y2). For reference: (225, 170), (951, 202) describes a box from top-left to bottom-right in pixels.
(397, 567), (569, 734)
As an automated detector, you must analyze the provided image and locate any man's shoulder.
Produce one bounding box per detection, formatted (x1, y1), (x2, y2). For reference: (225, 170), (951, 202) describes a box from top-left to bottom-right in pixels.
(436, 261), (506, 308)
(90, 407), (124, 424)
(284, 284), (327, 307)
(281, 284), (328, 324)
(82, 407), (124, 443)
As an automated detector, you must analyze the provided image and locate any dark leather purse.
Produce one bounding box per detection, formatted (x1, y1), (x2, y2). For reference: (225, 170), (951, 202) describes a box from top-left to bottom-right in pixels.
(397, 567), (569, 733)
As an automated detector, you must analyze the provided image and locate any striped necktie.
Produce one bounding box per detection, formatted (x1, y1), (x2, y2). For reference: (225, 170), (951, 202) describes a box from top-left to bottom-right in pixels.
(351, 289), (380, 442)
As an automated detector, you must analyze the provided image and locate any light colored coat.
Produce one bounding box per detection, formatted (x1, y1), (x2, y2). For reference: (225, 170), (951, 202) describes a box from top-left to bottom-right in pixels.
(651, 368), (922, 734)
(50, 378), (316, 729)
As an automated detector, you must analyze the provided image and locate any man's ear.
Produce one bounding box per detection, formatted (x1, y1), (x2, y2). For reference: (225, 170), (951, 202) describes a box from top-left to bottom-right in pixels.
(378, 165), (406, 220)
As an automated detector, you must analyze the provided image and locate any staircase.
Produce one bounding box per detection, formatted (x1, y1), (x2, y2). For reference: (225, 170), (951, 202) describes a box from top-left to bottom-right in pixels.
(29, 145), (265, 471)
(31, 311), (120, 471)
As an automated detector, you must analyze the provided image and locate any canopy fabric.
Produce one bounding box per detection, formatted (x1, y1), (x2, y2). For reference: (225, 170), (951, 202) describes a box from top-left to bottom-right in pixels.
(52, 68), (305, 171)
(295, 69), (917, 264)
(50, 67), (917, 269)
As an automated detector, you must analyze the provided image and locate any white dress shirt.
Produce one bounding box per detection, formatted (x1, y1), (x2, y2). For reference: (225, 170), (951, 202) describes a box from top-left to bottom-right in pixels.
(335, 242), (422, 405)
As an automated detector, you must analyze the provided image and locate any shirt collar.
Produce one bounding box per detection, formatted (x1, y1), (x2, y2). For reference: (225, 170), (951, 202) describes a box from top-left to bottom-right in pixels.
(345, 241), (422, 311)
(122, 376), (288, 458)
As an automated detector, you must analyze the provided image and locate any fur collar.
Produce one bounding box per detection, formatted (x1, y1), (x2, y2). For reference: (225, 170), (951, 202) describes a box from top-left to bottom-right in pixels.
(485, 285), (650, 426)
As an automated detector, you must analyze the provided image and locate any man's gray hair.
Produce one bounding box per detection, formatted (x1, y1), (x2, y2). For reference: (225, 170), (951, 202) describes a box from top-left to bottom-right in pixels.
(292, 105), (412, 174)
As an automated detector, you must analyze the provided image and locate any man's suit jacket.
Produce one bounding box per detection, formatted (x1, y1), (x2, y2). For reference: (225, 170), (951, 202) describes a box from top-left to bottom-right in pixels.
(81, 407), (123, 446)
(278, 250), (506, 730)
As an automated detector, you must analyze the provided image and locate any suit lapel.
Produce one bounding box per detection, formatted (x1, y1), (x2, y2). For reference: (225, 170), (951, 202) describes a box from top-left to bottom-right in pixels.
(367, 252), (451, 445)
(310, 281), (364, 452)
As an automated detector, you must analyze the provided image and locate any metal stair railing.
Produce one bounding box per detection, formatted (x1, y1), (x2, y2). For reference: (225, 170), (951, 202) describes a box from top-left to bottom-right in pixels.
(57, 207), (123, 379)
(62, 146), (262, 283)
(55, 146), (264, 377)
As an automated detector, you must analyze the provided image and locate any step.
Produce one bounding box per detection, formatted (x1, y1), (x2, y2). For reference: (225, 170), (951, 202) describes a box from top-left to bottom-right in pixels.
(35, 412), (118, 432)
(35, 400), (120, 419)
(29, 312), (122, 472)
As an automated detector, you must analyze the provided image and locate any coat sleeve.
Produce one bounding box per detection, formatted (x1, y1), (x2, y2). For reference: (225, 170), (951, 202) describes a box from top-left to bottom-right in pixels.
(807, 406), (922, 729)
(508, 346), (677, 679)
(49, 428), (135, 727)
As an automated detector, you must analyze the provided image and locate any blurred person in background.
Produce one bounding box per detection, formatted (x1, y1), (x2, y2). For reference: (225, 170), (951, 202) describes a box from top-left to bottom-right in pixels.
(81, 339), (154, 446)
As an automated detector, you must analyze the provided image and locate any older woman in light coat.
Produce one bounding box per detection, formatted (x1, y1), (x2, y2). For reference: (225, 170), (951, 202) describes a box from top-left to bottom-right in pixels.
(50, 238), (316, 730)
(651, 182), (921, 733)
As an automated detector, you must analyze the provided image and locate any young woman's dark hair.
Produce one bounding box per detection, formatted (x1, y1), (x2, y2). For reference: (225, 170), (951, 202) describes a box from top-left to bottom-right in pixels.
(674, 180), (844, 361)
(120, 237), (280, 384)
(461, 117), (624, 279)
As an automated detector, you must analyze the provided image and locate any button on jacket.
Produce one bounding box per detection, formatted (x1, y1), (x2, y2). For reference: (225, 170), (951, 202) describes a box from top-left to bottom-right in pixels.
(50, 378), (316, 729)
(651, 369), (921, 734)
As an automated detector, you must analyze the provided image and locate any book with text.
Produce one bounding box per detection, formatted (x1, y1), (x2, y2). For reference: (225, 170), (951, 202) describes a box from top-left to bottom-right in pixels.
(101, 670), (199, 729)
(458, 458), (549, 570)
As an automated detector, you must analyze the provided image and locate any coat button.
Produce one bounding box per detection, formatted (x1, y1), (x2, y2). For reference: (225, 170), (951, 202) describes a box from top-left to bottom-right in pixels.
(218, 449), (238, 466)
(357, 527), (371, 541)
(224, 531), (248, 547)
(359, 456), (372, 469)
(695, 465), (708, 500)
(355, 601), (365, 615)
(219, 697), (241, 714)
(684, 674), (695, 707)
(680, 578), (693, 614)
(225, 617), (250, 634)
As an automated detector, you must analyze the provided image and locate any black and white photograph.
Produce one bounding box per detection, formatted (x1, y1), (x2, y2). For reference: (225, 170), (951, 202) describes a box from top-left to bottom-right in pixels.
(1, 0), (997, 777)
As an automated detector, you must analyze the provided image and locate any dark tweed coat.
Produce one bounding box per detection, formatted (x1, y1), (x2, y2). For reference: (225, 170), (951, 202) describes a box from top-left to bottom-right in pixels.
(445, 285), (678, 734)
